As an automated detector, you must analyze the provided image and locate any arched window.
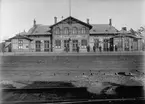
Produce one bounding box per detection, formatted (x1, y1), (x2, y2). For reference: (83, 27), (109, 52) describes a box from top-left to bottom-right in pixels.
(72, 27), (78, 35)
(64, 27), (69, 35)
(81, 27), (86, 34)
(55, 27), (60, 35)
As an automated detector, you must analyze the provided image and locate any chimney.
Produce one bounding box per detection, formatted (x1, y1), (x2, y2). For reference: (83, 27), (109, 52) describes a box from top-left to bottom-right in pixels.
(109, 19), (112, 26)
(54, 17), (57, 24)
(122, 27), (127, 31)
(33, 19), (36, 27)
(87, 18), (89, 24)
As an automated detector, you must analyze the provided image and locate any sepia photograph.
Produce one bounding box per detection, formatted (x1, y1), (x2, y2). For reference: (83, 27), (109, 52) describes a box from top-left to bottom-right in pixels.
(0, 0), (145, 103)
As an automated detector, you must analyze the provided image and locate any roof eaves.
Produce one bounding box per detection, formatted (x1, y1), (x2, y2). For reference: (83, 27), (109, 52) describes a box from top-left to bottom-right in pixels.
(90, 32), (118, 34)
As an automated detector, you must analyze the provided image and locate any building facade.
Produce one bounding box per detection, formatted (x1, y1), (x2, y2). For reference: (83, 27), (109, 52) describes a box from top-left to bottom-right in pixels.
(50, 17), (92, 53)
(4, 16), (143, 52)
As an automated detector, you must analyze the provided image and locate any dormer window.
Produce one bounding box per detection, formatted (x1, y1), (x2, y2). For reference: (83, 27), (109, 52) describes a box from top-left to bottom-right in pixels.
(72, 27), (78, 35)
(64, 27), (69, 35)
(55, 27), (60, 35)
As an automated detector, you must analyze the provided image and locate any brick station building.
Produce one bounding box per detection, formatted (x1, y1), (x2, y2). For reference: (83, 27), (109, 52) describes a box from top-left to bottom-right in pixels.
(4, 16), (143, 52)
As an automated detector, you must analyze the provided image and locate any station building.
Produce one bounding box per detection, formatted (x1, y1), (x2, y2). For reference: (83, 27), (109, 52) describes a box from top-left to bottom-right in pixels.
(4, 16), (143, 52)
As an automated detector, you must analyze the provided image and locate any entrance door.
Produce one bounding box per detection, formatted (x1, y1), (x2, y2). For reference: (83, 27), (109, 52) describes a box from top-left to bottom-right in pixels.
(110, 38), (114, 51)
(103, 39), (109, 51)
(64, 40), (70, 52)
(44, 40), (49, 52)
(35, 41), (41, 52)
(94, 39), (99, 51)
(72, 40), (78, 52)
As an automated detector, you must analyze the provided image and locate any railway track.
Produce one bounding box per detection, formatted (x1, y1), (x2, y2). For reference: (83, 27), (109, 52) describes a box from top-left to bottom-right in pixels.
(1, 97), (145, 104)
(1, 86), (145, 104)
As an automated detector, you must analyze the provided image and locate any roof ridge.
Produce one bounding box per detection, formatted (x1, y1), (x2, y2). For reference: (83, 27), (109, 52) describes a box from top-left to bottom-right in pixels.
(30, 25), (38, 35)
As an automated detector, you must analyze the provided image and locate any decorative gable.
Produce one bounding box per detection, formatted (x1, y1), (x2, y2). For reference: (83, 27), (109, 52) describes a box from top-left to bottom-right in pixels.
(50, 16), (92, 29)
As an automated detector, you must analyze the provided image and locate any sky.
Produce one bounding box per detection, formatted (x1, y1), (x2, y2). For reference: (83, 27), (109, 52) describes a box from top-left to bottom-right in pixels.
(0, 0), (145, 42)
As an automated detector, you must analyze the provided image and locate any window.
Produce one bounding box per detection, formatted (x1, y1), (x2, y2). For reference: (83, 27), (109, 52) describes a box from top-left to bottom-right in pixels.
(35, 41), (41, 52)
(44, 40), (50, 52)
(55, 27), (60, 35)
(64, 27), (69, 35)
(18, 39), (23, 49)
(18, 40), (23, 44)
(18, 45), (23, 49)
(81, 27), (86, 34)
(81, 39), (87, 48)
(55, 40), (61, 48)
(124, 37), (129, 51)
(72, 27), (78, 35)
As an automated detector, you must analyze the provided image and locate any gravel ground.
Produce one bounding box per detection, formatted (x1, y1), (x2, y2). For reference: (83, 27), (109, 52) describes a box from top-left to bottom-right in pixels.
(0, 55), (144, 101)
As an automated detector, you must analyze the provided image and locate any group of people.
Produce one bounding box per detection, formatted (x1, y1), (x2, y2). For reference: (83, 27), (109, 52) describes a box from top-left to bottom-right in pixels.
(64, 45), (118, 52)
(64, 45), (80, 52)
(87, 45), (102, 52)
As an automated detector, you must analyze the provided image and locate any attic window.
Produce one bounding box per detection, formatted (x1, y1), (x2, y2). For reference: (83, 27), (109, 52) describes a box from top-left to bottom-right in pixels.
(64, 27), (69, 35)
(93, 30), (96, 32)
(35, 31), (38, 33)
(72, 27), (78, 35)
(81, 27), (86, 34)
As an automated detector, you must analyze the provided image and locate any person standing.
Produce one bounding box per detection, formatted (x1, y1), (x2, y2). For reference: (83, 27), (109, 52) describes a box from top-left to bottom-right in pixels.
(93, 45), (96, 52)
(99, 46), (102, 52)
(77, 45), (79, 53)
(87, 45), (90, 52)
(115, 45), (117, 51)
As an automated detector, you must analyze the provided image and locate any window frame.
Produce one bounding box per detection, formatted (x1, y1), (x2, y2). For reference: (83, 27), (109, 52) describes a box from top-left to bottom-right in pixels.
(81, 27), (86, 34)
(18, 39), (23, 50)
(55, 27), (60, 35)
(44, 40), (50, 52)
(55, 40), (61, 48)
(18, 44), (23, 49)
(18, 39), (23, 44)
(81, 39), (87, 48)
(64, 27), (69, 35)
(72, 27), (78, 35)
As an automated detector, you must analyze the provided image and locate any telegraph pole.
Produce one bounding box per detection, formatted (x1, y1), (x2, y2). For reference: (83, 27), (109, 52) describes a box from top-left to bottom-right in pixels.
(69, 0), (71, 16)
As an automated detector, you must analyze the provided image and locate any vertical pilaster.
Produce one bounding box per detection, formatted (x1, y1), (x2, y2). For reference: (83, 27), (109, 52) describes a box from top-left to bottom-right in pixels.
(122, 38), (125, 51)
(70, 39), (72, 52)
(41, 40), (44, 52)
(129, 38), (131, 51)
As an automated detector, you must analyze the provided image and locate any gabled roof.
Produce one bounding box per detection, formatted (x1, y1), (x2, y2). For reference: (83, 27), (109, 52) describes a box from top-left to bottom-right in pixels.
(129, 28), (136, 36)
(50, 16), (92, 29)
(5, 43), (11, 48)
(9, 35), (33, 41)
(27, 24), (51, 35)
(90, 24), (118, 34)
(118, 29), (131, 34)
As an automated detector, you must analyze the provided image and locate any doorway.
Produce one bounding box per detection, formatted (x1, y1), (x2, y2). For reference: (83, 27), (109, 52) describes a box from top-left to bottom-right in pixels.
(64, 40), (70, 52)
(35, 41), (41, 52)
(44, 40), (50, 52)
(72, 40), (78, 52)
